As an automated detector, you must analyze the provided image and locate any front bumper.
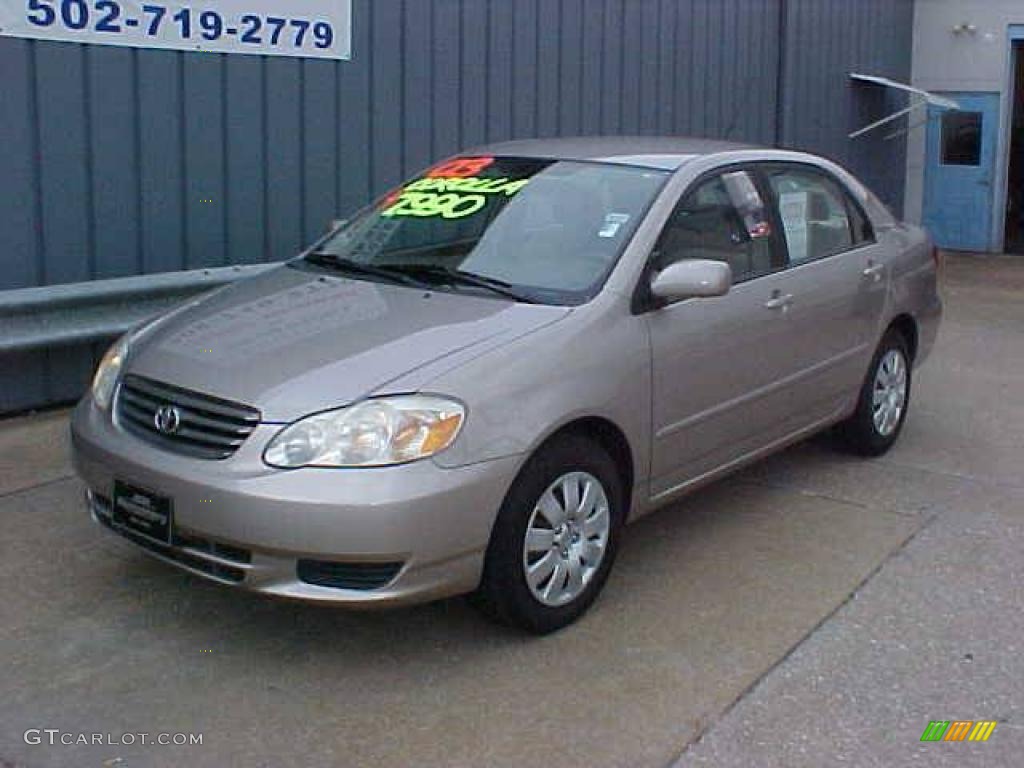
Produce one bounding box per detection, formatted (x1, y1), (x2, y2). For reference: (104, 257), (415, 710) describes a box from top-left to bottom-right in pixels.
(71, 398), (522, 606)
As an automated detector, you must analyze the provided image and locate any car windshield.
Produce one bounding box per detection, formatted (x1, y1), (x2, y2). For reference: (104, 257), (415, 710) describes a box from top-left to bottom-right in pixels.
(301, 156), (669, 305)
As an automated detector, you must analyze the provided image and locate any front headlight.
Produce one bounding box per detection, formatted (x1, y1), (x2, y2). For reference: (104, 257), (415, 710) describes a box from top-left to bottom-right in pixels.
(91, 335), (130, 411)
(263, 396), (465, 468)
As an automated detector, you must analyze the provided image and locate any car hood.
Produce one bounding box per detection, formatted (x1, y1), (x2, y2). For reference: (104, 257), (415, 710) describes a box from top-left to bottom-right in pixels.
(127, 264), (571, 421)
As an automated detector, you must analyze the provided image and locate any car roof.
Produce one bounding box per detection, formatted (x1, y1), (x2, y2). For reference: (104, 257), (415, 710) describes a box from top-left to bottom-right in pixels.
(465, 136), (760, 170)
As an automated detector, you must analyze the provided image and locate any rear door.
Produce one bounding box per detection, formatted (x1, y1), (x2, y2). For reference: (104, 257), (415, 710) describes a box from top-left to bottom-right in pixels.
(645, 167), (807, 499)
(757, 162), (888, 421)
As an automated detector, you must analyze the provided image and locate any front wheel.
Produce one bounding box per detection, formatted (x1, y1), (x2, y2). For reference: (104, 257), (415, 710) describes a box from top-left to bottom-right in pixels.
(471, 434), (624, 634)
(839, 329), (912, 456)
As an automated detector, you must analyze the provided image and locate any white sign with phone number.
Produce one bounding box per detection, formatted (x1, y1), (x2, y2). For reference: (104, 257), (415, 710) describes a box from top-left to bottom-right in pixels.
(0, 0), (351, 59)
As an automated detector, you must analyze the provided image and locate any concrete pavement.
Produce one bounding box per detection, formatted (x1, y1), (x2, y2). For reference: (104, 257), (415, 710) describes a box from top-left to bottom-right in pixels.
(677, 253), (1024, 767)
(0, 254), (1020, 767)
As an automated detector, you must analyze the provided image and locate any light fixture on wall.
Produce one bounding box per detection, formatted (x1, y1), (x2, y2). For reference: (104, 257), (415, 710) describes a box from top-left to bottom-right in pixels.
(951, 22), (978, 36)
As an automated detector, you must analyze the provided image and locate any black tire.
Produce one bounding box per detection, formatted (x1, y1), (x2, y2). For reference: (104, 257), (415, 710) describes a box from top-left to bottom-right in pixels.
(471, 434), (625, 634)
(838, 329), (912, 456)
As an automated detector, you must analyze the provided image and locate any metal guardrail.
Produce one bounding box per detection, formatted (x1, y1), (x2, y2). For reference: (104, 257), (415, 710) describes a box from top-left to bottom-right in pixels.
(0, 263), (279, 354)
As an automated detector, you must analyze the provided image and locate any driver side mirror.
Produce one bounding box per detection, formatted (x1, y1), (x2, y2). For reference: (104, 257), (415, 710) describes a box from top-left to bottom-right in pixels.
(649, 259), (732, 305)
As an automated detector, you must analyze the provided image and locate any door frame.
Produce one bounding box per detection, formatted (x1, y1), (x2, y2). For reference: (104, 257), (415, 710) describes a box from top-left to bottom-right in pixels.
(998, 26), (1024, 253)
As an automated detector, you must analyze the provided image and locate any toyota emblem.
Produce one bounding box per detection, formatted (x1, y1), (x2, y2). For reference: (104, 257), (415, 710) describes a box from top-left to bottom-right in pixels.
(154, 404), (182, 435)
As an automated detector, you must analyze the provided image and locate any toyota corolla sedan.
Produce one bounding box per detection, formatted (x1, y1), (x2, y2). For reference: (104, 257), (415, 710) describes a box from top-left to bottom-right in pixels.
(72, 137), (941, 633)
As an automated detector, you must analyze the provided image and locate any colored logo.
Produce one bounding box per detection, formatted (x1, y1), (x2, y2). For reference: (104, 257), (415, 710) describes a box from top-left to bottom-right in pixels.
(920, 720), (997, 742)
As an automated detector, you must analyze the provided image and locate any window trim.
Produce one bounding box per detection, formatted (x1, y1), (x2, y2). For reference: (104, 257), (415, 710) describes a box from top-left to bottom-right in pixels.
(756, 161), (877, 267)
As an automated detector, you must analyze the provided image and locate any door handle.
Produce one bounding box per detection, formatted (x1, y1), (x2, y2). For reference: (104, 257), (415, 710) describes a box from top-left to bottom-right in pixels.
(764, 292), (794, 310)
(863, 262), (885, 282)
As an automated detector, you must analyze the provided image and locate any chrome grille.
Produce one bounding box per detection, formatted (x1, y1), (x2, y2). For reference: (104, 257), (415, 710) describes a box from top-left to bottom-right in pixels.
(115, 374), (260, 459)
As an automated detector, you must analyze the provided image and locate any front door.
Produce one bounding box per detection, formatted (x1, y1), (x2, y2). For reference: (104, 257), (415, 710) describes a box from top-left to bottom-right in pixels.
(645, 168), (801, 499)
(923, 92), (999, 251)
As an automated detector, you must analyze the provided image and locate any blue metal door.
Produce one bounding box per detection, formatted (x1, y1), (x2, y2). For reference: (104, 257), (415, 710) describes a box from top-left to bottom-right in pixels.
(923, 92), (999, 251)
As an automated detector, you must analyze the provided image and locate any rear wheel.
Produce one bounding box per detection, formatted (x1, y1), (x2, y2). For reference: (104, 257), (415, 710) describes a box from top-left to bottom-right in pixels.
(471, 434), (624, 634)
(839, 329), (912, 456)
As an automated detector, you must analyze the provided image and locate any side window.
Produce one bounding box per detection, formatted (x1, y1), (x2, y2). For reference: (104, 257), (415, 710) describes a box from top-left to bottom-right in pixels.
(765, 168), (854, 264)
(846, 193), (874, 246)
(652, 170), (776, 283)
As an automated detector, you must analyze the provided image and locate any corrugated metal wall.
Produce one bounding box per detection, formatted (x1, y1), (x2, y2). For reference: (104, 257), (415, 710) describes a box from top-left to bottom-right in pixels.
(0, 0), (914, 413)
(780, 0), (915, 216)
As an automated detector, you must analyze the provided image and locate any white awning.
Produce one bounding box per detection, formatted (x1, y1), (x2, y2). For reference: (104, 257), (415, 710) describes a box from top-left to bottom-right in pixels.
(848, 73), (960, 139)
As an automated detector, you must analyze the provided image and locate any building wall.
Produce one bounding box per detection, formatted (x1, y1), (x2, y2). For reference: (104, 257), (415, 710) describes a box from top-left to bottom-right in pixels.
(0, 0), (914, 413)
(904, 0), (1024, 246)
(781, 0), (914, 228)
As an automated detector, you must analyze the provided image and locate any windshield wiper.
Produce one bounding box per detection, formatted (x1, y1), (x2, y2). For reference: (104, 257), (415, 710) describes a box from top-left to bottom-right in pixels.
(304, 252), (427, 288)
(384, 264), (540, 304)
